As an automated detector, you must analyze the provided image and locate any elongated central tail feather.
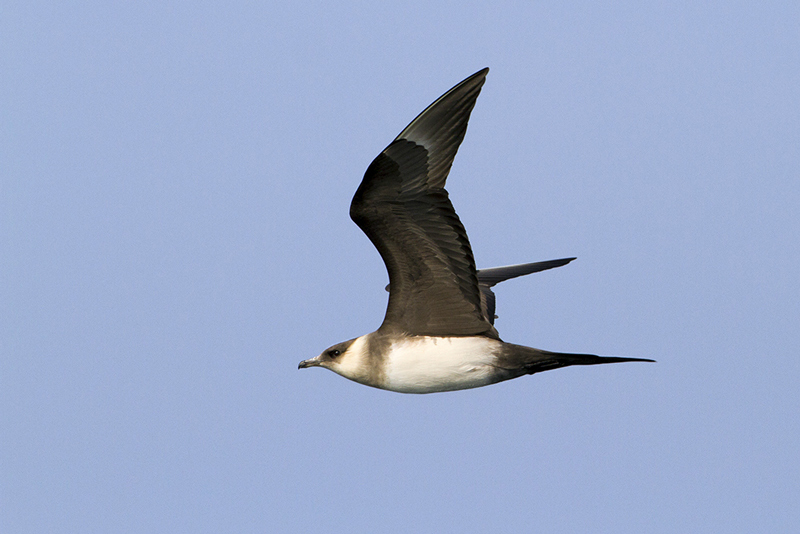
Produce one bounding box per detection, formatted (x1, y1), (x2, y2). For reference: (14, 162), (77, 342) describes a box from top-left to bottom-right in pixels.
(496, 343), (655, 377)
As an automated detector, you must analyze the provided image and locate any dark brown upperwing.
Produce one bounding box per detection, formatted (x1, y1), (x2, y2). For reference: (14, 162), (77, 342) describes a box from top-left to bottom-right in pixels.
(349, 69), (494, 337)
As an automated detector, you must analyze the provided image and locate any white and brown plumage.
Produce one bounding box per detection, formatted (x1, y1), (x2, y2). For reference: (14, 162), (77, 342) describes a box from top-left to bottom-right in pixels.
(299, 68), (653, 393)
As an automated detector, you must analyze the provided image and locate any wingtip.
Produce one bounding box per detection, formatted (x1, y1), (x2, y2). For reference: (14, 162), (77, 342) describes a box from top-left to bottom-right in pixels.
(471, 67), (490, 82)
(553, 257), (577, 267)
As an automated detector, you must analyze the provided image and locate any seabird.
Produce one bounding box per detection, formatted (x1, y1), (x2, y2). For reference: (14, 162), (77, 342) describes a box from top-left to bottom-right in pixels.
(299, 68), (653, 393)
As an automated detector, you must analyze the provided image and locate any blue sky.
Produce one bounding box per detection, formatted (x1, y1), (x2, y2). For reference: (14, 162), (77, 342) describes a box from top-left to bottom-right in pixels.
(3, 1), (799, 532)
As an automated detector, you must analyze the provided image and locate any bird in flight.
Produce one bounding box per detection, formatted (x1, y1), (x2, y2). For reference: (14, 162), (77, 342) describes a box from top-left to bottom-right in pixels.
(299, 68), (653, 393)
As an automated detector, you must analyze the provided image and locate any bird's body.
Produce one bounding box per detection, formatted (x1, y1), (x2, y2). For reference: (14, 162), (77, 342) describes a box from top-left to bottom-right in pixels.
(333, 334), (501, 394)
(299, 68), (653, 393)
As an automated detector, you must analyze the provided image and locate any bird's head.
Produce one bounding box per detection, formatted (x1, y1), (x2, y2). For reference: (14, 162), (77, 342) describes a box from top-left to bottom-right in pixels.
(298, 337), (366, 381)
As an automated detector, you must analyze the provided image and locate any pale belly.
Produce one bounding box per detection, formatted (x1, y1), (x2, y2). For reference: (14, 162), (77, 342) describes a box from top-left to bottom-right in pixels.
(381, 336), (503, 394)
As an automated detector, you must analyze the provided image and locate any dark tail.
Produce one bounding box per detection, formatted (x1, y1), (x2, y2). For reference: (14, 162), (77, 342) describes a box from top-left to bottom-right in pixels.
(498, 343), (655, 376)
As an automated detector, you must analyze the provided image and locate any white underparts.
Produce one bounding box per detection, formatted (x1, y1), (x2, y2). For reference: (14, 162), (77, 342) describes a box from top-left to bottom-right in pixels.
(382, 336), (502, 393)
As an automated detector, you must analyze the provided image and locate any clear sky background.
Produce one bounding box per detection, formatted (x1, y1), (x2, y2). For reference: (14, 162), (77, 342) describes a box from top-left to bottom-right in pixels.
(3, 2), (799, 532)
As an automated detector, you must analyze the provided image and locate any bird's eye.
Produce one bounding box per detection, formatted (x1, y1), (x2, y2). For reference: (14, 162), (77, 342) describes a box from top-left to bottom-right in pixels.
(328, 349), (341, 358)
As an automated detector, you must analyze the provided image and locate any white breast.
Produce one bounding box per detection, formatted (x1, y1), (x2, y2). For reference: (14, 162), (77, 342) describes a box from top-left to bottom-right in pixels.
(382, 336), (502, 393)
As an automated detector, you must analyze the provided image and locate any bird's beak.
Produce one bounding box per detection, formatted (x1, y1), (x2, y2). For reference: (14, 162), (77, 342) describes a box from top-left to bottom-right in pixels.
(298, 356), (322, 369)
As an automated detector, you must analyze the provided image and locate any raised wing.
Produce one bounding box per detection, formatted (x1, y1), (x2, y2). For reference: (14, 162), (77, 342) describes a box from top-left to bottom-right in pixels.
(349, 68), (492, 337)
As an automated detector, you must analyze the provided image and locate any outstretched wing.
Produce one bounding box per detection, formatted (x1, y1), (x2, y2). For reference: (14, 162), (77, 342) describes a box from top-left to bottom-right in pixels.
(384, 258), (577, 325)
(477, 258), (576, 324)
(350, 68), (492, 337)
